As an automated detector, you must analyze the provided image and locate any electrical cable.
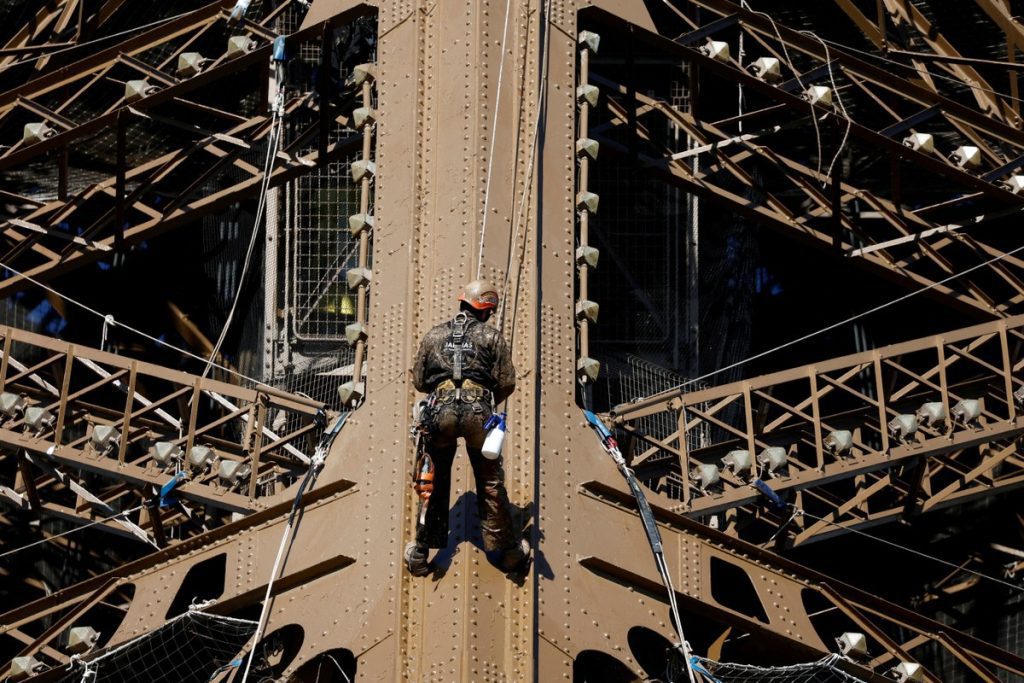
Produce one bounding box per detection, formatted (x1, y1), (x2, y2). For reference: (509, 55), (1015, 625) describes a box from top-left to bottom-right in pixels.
(1, 7), (206, 71)
(802, 30), (851, 185)
(655, 239), (1024, 395)
(0, 259), (265, 386)
(0, 504), (144, 560)
(497, 0), (554, 338)
(744, 5), (824, 178)
(475, 0), (514, 282)
(794, 508), (1024, 594)
(815, 35), (1024, 108)
(201, 94), (283, 380)
(238, 437), (330, 683)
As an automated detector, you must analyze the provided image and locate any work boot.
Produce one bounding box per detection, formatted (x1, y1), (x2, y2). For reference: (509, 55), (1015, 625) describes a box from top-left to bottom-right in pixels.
(404, 541), (431, 577)
(499, 539), (531, 574)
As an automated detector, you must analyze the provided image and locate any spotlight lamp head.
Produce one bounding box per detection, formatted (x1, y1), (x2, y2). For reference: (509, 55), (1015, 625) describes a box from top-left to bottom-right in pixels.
(950, 398), (981, 426)
(887, 414), (917, 443)
(823, 429), (853, 457)
(915, 401), (945, 427)
(836, 632), (868, 660)
(757, 447), (788, 476)
(721, 449), (753, 477)
(690, 463), (721, 491)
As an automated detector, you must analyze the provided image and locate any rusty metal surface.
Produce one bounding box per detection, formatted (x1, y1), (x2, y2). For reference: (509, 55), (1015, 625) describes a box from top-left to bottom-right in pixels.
(2, 0), (1024, 681)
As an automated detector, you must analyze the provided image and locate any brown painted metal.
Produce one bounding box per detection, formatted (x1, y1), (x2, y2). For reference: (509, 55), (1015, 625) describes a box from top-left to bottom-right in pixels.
(3, 1), (1024, 682)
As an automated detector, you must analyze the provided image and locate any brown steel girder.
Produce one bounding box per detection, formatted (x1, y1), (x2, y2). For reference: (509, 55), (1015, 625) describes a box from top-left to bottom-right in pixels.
(582, 5), (1024, 320)
(0, 324), (326, 551)
(609, 312), (1024, 546)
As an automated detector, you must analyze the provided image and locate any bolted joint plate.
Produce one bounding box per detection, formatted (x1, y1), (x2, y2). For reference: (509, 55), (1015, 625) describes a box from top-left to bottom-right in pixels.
(576, 190), (599, 214)
(337, 381), (365, 406)
(348, 213), (374, 236)
(577, 30), (600, 54)
(577, 357), (600, 383)
(346, 268), (372, 289)
(576, 137), (599, 161)
(576, 84), (600, 108)
(345, 322), (368, 346)
(575, 245), (600, 269)
(351, 159), (376, 182)
(575, 300), (599, 324)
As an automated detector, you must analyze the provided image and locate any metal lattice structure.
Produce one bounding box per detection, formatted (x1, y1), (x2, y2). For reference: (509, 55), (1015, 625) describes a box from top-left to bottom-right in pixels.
(4, 0), (1024, 681)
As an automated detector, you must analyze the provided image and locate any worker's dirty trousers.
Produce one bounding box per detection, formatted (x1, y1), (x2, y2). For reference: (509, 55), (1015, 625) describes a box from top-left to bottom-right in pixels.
(415, 398), (518, 552)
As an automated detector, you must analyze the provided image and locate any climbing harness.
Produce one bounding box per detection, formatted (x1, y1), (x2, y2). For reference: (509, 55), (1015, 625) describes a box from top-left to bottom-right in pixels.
(583, 410), (698, 683)
(448, 311), (474, 393)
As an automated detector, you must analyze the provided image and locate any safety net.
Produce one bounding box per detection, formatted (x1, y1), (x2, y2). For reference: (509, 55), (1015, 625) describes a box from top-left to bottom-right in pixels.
(54, 611), (256, 683)
(683, 655), (867, 683)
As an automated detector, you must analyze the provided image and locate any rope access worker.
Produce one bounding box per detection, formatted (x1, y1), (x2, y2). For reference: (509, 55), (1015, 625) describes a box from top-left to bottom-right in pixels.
(405, 280), (531, 577)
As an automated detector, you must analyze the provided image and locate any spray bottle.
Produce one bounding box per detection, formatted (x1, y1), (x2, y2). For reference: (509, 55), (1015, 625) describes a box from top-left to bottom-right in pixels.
(481, 412), (507, 460)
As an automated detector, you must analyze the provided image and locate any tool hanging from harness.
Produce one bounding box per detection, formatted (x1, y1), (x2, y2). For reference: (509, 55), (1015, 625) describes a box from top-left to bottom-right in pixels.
(410, 398), (435, 525)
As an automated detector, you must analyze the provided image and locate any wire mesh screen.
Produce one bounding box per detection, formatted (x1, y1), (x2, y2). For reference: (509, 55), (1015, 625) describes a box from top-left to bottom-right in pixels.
(291, 153), (363, 341)
(615, 354), (709, 453)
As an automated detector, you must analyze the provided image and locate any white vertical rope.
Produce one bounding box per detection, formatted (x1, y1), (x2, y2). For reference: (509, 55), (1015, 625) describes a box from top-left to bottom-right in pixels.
(475, 0), (514, 281)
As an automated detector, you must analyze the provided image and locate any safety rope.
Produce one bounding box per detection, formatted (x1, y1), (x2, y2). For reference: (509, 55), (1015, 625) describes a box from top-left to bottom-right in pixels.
(0, 504), (145, 560)
(238, 412), (346, 683)
(0, 260), (264, 387)
(201, 86), (285, 381)
(475, 0), (514, 281)
(584, 410), (698, 683)
(752, 479), (1024, 594)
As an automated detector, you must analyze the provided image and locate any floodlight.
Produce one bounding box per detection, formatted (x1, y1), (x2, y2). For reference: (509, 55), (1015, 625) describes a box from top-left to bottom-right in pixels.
(836, 632), (868, 659)
(887, 414), (917, 442)
(67, 626), (100, 654)
(721, 449), (753, 476)
(690, 463), (720, 491)
(915, 401), (945, 427)
(150, 442), (182, 467)
(951, 145), (981, 169)
(757, 446), (788, 474)
(804, 85), (832, 106)
(24, 406), (54, 432)
(702, 40), (730, 62)
(951, 398), (981, 426)
(902, 132), (934, 154)
(823, 429), (853, 456)
(187, 445), (215, 470)
(750, 57), (781, 81)
(890, 662), (925, 683)
(90, 424), (120, 452)
(0, 392), (25, 418)
(218, 459), (251, 486)
(23, 122), (53, 145)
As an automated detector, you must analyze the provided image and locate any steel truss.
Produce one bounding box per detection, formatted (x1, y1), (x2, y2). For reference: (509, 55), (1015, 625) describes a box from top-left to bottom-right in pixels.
(3, 0), (1024, 681)
(0, 325), (325, 545)
(0, 1), (370, 296)
(583, 3), (1024, 319)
